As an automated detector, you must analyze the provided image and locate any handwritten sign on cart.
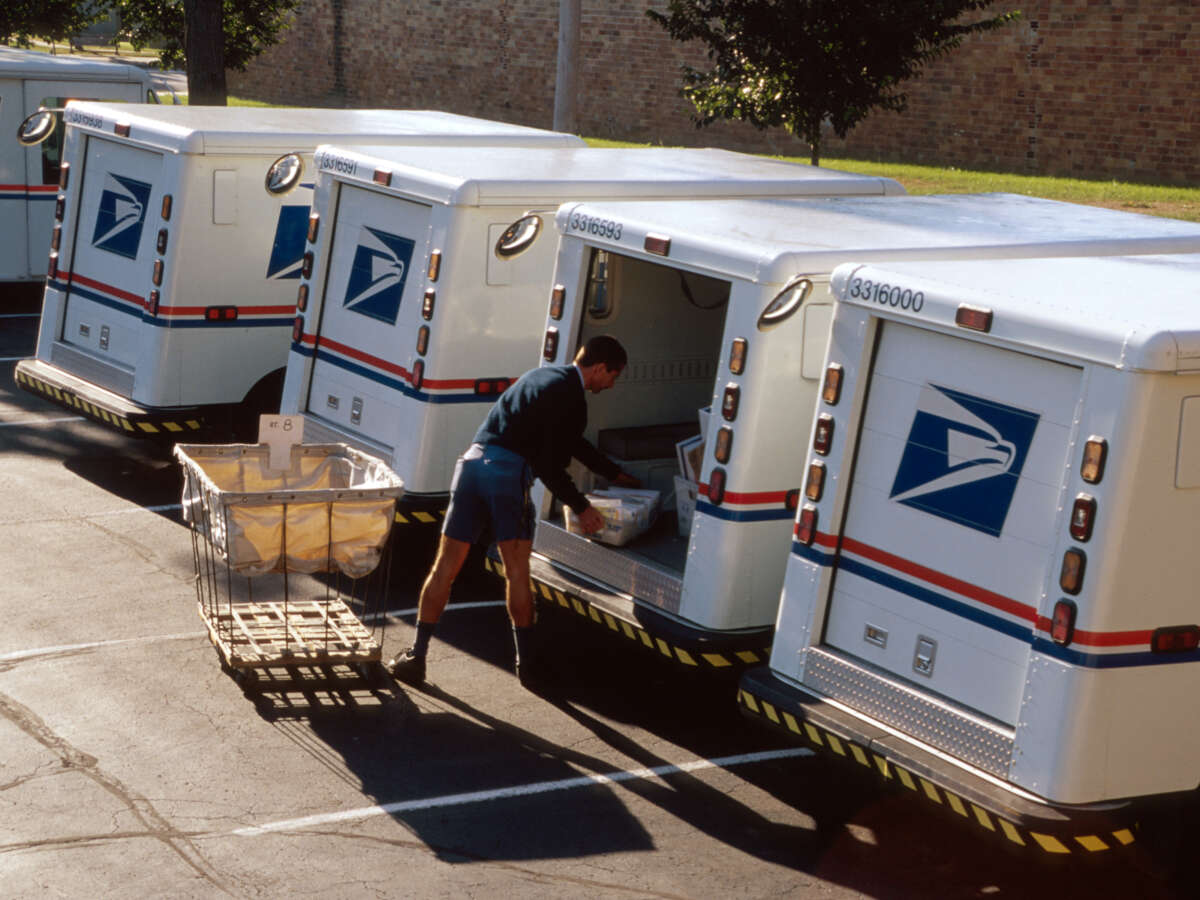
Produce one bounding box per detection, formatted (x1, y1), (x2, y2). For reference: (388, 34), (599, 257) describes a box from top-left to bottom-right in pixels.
(258, 414), (304, 471)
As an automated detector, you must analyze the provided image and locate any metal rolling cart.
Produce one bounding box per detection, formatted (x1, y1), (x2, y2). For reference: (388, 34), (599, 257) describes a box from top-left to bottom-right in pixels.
(175, 442), (404, 690)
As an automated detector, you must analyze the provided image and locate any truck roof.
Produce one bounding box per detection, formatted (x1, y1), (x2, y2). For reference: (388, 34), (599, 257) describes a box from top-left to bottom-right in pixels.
(314, 144), (904, 205)
(61, 102), (582, 154)
(0, 46), (152, 83)
(554, 194), (1200, 283)
(832, 253), (1200, 372)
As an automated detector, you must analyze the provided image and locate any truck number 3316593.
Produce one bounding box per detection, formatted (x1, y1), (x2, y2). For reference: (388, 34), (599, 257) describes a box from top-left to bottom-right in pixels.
(569, 213), (623, 241)
(848, 277), (925, 312)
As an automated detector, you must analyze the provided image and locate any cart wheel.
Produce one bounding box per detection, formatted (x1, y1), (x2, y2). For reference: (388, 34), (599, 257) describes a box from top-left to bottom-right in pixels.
(359, 662), (385, 689)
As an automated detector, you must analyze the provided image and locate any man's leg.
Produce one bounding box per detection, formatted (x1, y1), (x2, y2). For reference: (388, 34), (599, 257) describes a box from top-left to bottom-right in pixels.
(387, 535), (471, 684)
(498, 538), (547, 687)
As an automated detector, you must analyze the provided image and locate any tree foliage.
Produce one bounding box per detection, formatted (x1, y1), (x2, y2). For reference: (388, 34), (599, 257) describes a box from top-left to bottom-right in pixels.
(0, 1), (106, 48)
(648, 0), (1020, 164)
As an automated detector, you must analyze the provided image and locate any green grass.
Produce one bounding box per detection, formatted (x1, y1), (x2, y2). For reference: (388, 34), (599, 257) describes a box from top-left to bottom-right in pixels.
(585, 137), (1200, 222)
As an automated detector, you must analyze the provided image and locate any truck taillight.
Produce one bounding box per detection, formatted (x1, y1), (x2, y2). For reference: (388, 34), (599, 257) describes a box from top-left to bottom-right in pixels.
(707, 468), (726, 505)
(296, 284), (308, 312)
(147, 290), (160, 316)
(1069, 494), (1096, 541)
(1151, 625), (1200, 653)
(1059, 549), (1086, 595)
(427, 249), (441, 281)
(714, 427), (733, 464)
(721, 384), (740, 421)
(161, 194), (173, 221)
(549, 285), (565, 320)
(51, 225), (61, 252)
(955, 304), (993, 332)
(411, 359), (424, 390)
(58, 162), (70, 191)
(306, 211), (319, 244)
(373, 168), (392, 186)
(416, 325), (429, 356)
(542, 327), (559, 361)
(114, 121), (131, 137)
(54, 195), (65, 222)
(729, 338), (748, 375)
(47, 252), (58, 278)
(1051, 599), (1076, 646)
(806, 461), (825, 501)
(822, 364), (843, 405)
(813, 414), (834, 455)
(785, 489), (800, 512)
(421, 289), (435, 321)
(796, 506), (818, 546)
(205, 306), (237, 321)
(152, 259), (163, 286)
(475, 378), (511, 396)
(292, 316), (304, 342)
(301, 251), (314, 279)
(156, 228), (168, 254)
(1081, 437), (1107, 484)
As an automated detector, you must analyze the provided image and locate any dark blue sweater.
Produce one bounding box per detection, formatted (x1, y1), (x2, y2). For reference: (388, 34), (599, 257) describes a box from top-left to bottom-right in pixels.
(474, 364), (620, 513)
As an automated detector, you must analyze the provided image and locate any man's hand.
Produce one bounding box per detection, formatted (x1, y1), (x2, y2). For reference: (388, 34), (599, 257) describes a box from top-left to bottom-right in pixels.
(613, 471), (641, 488)
(577, 505), (606, 534)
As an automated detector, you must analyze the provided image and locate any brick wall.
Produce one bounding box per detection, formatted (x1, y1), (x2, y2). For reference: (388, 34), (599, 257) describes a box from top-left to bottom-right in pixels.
(228, 1), (1198, 184)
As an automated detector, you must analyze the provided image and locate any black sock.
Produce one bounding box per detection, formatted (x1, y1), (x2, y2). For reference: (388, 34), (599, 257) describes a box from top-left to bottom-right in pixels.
(412, 621), (436, 658)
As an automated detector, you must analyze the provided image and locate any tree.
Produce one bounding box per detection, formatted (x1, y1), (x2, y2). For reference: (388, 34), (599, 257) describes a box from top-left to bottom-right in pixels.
(112, 0), (302, 104)
(0, 1), (105, 49)
(648, 0), (1020, 165)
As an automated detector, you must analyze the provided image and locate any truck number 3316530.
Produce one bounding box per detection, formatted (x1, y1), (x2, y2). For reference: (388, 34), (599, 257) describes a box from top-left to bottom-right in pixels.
(848, 277), (925, 312)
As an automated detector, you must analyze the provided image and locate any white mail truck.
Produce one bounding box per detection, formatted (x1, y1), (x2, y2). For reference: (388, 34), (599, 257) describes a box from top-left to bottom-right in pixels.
(14, 104), (581, 438)
(278, 144), (903, 525)
(738, 252), (1200, 855)
(0, 47), (154, 285)
(507, 195), (1200, 675)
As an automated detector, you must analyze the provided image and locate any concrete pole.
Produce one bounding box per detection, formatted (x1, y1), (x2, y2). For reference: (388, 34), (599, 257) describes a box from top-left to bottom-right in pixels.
(553, 0), (581, 133)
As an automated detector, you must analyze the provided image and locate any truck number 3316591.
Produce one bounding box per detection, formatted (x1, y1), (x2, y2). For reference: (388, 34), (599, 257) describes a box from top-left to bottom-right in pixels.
(848, 277), (925, 312)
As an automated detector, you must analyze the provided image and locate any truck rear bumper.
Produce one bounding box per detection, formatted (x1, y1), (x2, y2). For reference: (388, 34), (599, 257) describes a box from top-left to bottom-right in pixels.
(15, 358), (207, 438)
(738, 666), (1138, 854)
(487, 548), (772, 673)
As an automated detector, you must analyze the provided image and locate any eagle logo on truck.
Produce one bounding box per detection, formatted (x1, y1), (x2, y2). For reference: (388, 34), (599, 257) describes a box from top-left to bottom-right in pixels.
(342, 225), (414, 324)
(889, 384), (1040, 537)
(266, 205), (310, 279)
(91, 172), (152, 260)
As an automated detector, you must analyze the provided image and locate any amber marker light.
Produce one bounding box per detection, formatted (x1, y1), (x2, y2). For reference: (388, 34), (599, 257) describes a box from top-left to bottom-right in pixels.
(1081, 438), (1108, 484)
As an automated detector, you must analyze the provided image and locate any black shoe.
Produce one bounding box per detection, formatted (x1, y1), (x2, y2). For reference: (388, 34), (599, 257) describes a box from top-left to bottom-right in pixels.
(386, 648), (426, 686)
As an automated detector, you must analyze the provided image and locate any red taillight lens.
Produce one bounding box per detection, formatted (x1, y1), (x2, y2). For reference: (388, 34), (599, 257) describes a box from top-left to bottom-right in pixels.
(956, 304), (993, 332)
(1081, 437), (1107, 484)
(542, 327), (559, 361)
(1152, 625), (1200, 653)
(721, 384), (740, 421)
(549, 285), (565, 320)
(422, 289), (435, 321)
(1060, 549), (1086, 595)
(205, 305), (237, 321)
(714, 427), (733, 464)
(813, 414), (834, 455)
(796, 506), (818, 546)
(1051, 599), (1076, 646)
(785, 489), (800, 512)
(147, 290), (160, 316)
(474, 378), (511, 396)
(1069, 494), (1096, 542)
(729, 338), (748, 375)
(114, 121), (131, 137)
(644, 233), (670, 256)
(50, 225), (61, 251)
(373, 168), (392, 186)
(707, 468), (726, 506)
(822, 364), (843, 405)
(806, 461), (826, 501)
(292, 316), (304, 342)
(411, 359), (424, 390)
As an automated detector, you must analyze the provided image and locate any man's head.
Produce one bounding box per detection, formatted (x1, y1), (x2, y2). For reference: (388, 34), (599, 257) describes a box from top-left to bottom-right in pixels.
(574, 335), (627, 393)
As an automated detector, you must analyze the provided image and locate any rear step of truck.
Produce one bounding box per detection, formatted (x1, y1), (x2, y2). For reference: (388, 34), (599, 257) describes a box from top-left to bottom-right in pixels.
(15, 358), (207, 437)
(486, 548), (771, 673)
(738, 665), (1139, 855)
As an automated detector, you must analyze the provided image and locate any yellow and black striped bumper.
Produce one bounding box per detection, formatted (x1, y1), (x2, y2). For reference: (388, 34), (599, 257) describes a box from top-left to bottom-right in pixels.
(393, 507), (445, 527)
(15, 359), (205, 437)
(738, 667), (1137, 855)
(484, 555), (771, 672)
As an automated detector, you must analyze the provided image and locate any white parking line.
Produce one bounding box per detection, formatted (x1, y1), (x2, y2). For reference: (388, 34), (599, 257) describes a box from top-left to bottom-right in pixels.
(231, 747), (814, 836)
(0, 313), (39, 319)
(1, 356), (32, 362)
(0, 415), (85, 426)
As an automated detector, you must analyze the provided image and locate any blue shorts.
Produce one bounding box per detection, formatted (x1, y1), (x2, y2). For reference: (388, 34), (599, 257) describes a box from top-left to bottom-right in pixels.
(442, 443), (534, 544)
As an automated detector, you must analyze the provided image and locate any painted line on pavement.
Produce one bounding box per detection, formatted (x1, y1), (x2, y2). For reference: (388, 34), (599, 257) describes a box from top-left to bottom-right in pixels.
(231, 747), (815, 836)
(0, 414), (85, 426)
(0, 313), (39, 319)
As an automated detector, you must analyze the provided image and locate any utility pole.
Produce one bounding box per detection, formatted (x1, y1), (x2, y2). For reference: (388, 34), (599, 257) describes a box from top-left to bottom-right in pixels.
(553, 0), (580, 133)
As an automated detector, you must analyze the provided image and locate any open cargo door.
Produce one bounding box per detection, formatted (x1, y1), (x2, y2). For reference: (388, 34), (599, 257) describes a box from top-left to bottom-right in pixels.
(304, 184), (432, 456)
(821, 321), (1081, 726)
(56, 135), (165, 396)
